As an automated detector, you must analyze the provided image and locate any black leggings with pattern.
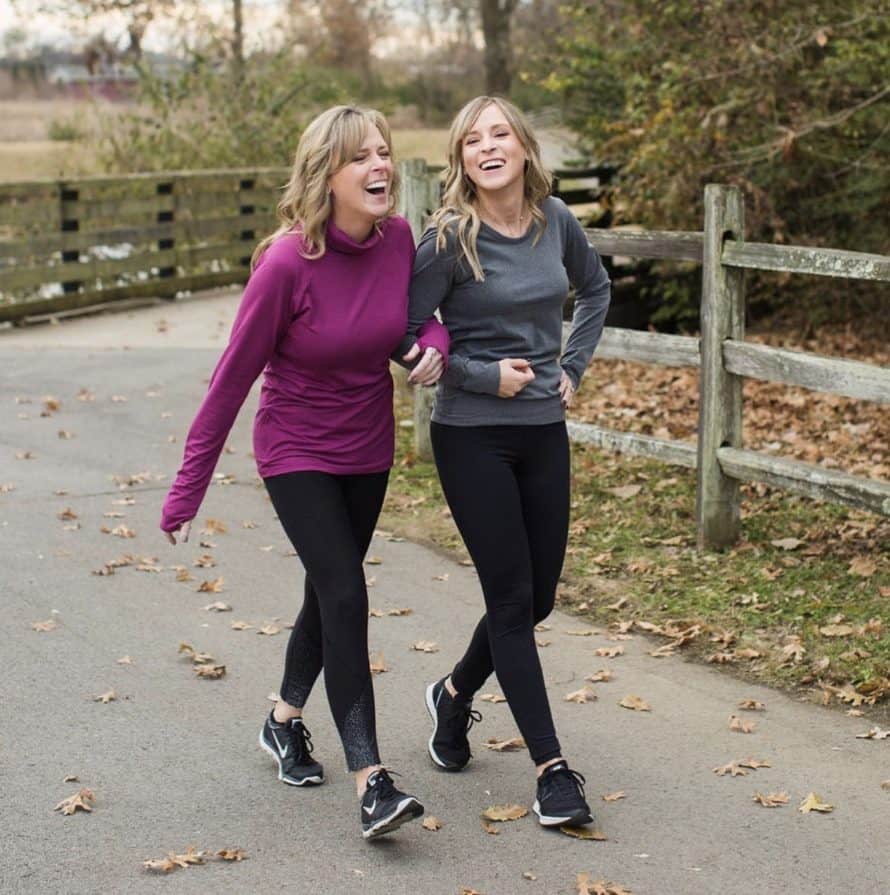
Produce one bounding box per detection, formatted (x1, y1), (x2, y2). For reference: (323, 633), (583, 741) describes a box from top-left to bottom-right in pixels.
(264, 469), (389, 772)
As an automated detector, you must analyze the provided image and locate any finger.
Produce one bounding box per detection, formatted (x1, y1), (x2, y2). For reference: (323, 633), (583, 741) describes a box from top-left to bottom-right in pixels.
(408, 354), (435, 383)
(402, 343), (420, 363)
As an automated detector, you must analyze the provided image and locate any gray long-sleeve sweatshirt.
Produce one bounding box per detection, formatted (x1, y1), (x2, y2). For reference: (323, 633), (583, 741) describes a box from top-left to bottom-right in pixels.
(403, 195), (612, 426)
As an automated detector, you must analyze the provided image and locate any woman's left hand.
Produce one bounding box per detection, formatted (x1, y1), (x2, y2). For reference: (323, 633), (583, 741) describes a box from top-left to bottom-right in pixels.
(405, 345), (445, 386)
(559, 371), (575, 409)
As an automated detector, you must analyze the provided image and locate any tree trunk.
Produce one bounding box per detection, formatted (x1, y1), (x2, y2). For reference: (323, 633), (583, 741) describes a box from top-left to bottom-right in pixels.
(480, 0), (518, 95)
(232, 0), (244, 75)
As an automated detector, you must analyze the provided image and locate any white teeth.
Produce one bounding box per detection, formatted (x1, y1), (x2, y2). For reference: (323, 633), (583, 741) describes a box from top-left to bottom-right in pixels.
(480, 160), (505, 171)
(366, 180), (387, 190)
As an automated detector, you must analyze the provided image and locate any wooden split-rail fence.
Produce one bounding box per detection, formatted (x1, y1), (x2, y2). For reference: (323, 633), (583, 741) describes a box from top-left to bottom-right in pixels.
(1, 161), (887, 547)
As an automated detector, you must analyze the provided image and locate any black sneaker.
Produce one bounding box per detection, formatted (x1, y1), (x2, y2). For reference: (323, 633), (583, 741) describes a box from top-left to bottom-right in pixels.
(360, 769), (424, 840)
(425, 677), (482, 771)
(533, 761), (593, 827)
(259, 712), (324, 786)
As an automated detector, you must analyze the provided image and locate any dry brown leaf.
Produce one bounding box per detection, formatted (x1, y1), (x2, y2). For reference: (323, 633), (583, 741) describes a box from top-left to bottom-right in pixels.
(197, 577), (224, 593)
(565, 686), (597, 704)
(799, 792), (834, 813)
(576, 873), (628, 894)
(739, 757), (772, 769)
(586, 669), (613, 683)
(536, 638), (552, 647)
(15, 451), (35, 460)
(257, 624), (281, 636)
(819, 624), (855, 637)
(479, 692), (507, 703)
(116, 655), (134, 665)
(432, 573), (449, 582)
(193, 554), (216, 568)
(230, 621), (252, 631)
(63, 775), (79, 782)
(194, 664), (226, 679)
(204, 601), (232, 612)
(566, 629), (594, 637)
(729, 715), (756, 734)
(143, 846), (207, 873)
(175, 568), (195, 583)
(481, 804), (528, 822)
(216, 848), (247, 861)
(109, 525), (136, 538)
(57, 507), (78, 521)
(368, 608), (384, 617)
(178, 642), (214, 665)
(55, 788), (94, 815)
(483, 737), (526, 752)
(535, 623), (552, 632)
(753, 791), (789, 808)
(713, 761), (749, 777)
(855, 727), (890, 740)
(561, 826), (607, 841)
(411, 640), (439, 653)
(203, 518), (227, 534)
(369, 652), (388, 674)
(365, 555), (383, 565)
(459, 888), (485, 895)
(734, 648), (763, 659)
(480, 820), (500, 835)
(387, 607), (412, 616)
(606, 484), (643, 500)
(522, 872), (537, 881)
(707, 652), (735, 664)
(619, 695), (650, 712)
(848, 556), (877, 578)
(880, 780), (890, 791)
(648, 644), (676, 659)
(738, 699), (766, 711)
(32, 619), (58, 632)
(606, 596), (628, 611)
(94, 689), (116, 704)
(602, 791), (626, 802)
(421, 816), (442, 831)
(595, 646), (624, 658)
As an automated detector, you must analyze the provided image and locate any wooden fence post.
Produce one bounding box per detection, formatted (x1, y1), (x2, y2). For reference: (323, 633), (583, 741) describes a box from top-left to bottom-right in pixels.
(398, 158), (437, 462)
(697, 184), (745, 549)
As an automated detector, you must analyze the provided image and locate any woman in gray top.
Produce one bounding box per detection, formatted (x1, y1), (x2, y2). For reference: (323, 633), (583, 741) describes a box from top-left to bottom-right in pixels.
(403, 96), (612, 828)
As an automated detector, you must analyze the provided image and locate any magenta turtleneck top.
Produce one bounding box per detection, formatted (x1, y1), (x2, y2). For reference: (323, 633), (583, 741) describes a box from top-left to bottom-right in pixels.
(160, 215), (448, 533)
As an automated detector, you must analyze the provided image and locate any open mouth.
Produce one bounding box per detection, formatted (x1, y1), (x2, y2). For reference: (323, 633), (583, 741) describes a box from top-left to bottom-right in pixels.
(365, 180), (388, 197)
(479, 160), (506, 172)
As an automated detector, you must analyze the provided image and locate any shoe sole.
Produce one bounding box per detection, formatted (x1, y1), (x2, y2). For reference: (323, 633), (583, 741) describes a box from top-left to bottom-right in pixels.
(424, 682), (466, 772)
(532, 799), (593, 827)
(258, 730), (324, 786)
(362, 798), (424, 840)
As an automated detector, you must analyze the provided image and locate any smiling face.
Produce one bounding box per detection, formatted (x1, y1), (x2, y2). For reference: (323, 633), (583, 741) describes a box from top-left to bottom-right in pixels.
(327, 124), (393, 237)
(460, 102), (528, 197)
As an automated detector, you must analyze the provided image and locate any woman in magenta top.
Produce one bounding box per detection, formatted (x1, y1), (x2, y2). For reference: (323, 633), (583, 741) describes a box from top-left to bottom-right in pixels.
(160, 106), (448, 840)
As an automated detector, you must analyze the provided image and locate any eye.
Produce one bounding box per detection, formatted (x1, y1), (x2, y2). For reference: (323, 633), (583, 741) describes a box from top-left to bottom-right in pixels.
(465, 137), (479, 146)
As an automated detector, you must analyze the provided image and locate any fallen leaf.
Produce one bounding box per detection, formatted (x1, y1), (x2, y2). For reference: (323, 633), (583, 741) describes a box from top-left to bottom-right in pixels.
(365, 575), (377, 587)
(94, 689), (116, 704)
(535, 623), (552, 632)
(194, 664), (226, 679)
(606, 484), (642, 500)
(561, 826), (607, 841)
(15, 451), (35, 460)
(387, 607), (412, 616)
(117, 655), (134, 665)
(881, 780), (890, 791)
(481, 804), (528, 822)
(483, 737), (526, 752)
(522, 872), (537, 881)
(257, 624), (281, 636)
(819, 624), (854, 637)
(713, 761), (749, 777)
(798, 792), (833, 813)
(707, 652), (735, 664)
(575, 873), (628, 893)
(432, 573), (449, 582)
(739, 757), (771, 769)
(566, 629), (594, 637)
(729, 715), (756, 734)
(109, 525), (136, 539)
(178, 642), (215, 665)
(193, 554), (216, 568)
(32, 619), (58, 632)
(480, 820), (500, 835)
(411, 640), (439, 653)
(369, 652), (388, 674)
(197, 577), (224, 593)
(602, 791), (626, 802)
(734, 648), (763, 660)
(595, 646), (624, 658)
(855, 727), (890, 740)
(203, 518), (227, 534)
(54, 788), (95, 815)
(619, 695), (651, 712)
(565, 686), (597, 704)
(57, 507), (78, 521)
(216, 848), (246, 861)
(753, 791), (789, 808)
(58, 429), (75, 439)
(849, 557), (877, 578)
(648, 644), (676, 659)
(63, 774), (79, 782)
(607, 596), (628, 611)
(586, 669), (613, 683)
(368, 608), (384, 617)
(421, 817), (442, 831)
(204, 601), (232, 612)
(230, 621), (252, 631)
(143, 846), (206, 872)
(175, 568), (195, 582)
(738, 699), (766, 711)
(771, 537), (804, 550)
(536, 638), (552, 647)
(365, 556), (383, 565)
(479, 693), (507, 703)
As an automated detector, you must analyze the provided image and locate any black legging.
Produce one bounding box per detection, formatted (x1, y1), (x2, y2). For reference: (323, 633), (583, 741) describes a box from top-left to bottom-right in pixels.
(430, 421), (569, 765)
(264, 470), (389, 772)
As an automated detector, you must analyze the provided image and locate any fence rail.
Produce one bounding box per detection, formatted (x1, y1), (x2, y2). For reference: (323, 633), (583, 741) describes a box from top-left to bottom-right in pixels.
(1, 164), (887, 545)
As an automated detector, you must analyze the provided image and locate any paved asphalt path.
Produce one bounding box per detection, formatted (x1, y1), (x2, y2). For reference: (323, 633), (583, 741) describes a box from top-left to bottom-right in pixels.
(1, 294), (888, 895)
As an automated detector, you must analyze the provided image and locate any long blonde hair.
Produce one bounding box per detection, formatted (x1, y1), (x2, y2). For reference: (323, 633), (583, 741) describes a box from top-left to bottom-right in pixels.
(430, 96), (552, 281)
(251, 105), (399, 268)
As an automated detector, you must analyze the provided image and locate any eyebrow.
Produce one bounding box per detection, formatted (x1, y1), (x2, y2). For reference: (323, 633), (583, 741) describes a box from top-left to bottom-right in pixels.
(464, 123), (511, 138)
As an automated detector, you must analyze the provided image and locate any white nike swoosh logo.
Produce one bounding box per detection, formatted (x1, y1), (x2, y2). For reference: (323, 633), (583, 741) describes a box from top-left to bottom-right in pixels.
(271, 729), (289, 758)
(364, 797), (378, 815)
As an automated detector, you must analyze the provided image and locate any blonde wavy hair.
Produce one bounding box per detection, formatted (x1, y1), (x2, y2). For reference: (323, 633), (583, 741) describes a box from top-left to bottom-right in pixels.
(430, 96), (552, 282)
(251, 105), (399, 268)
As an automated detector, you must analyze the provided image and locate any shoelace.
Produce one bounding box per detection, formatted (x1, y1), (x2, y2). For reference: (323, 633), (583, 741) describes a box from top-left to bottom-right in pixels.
(283, 719), (314, 759)
(367, 768), (399, 801)
(545, 765), (587, 799)
(446, 700), (482, 737)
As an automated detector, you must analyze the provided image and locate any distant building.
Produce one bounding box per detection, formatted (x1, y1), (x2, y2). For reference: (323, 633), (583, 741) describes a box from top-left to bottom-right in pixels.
(47, 62), (138, 101)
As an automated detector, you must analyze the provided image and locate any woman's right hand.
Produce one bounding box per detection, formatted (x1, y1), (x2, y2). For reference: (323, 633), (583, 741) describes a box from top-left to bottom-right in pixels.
(497, 358), (535, 398)
(164, 519), (193, 545)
